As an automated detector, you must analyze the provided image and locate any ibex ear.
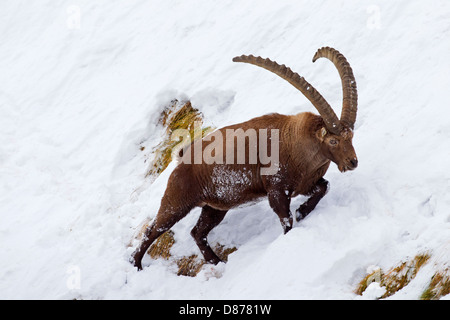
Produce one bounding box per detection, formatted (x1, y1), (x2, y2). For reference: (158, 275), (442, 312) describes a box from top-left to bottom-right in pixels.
(316, 127), (327, 142)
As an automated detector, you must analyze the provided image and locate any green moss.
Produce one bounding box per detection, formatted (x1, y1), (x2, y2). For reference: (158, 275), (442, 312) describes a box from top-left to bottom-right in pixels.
(144, 99), (214, 179)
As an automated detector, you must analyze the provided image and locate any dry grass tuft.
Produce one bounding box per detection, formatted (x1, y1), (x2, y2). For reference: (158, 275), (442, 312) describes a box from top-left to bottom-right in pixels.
(356, 253), (431, 298)
(147, 230), (176, 260)
(421, 269), (450, 300)
(355, 267), (383, 296)
(146, 229), (237, 277)
(380, 253), (430, 298)
(177, 255), (205, 277)
(176, 245), (238, 277)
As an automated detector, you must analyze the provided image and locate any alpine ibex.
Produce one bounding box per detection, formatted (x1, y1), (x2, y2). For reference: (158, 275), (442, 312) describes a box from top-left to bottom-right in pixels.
(131, 47), (358, 270)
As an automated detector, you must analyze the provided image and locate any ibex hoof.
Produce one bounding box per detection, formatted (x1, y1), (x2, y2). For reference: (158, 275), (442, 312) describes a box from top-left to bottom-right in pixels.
(206, 255), (223, 265)
(134, 261), (143, 271)
(295, 204), (313, 222)
(130, 253), (143, 271)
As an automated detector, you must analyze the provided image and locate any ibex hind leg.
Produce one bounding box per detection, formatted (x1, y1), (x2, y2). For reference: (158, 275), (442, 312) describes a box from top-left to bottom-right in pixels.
(191, 205), (228, 265)
(131, 202), (195, 270)
(131, 165), (201, 270)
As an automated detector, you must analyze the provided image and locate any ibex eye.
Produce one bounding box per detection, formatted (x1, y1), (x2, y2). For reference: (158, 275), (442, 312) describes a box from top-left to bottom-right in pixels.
(329, 139), (338, 145)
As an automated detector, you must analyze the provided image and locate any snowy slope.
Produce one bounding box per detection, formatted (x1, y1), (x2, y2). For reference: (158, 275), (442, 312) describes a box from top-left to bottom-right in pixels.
(0, 0), (449, 299)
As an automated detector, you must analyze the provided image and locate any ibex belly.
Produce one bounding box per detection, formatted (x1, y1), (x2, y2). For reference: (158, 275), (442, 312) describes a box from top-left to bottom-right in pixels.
(202, 164), (266, 210)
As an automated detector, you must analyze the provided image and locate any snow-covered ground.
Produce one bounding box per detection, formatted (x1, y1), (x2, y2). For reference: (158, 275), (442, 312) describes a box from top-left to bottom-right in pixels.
(1, 0), (449, 299)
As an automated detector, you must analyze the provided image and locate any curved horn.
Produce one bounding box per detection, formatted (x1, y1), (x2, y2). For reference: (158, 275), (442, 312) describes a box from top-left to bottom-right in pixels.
(233, 54), (342, 134)
(313, 47), (357, 130)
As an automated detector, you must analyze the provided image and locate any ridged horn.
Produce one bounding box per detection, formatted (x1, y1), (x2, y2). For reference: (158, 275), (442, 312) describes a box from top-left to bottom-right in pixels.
(233, 54), (342, 134)
(313, 47), (357, 130)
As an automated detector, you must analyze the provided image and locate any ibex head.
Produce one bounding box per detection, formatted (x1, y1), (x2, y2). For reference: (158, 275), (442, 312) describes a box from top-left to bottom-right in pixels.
(233, 46), (358, 172)
(316, 125), (357, 172)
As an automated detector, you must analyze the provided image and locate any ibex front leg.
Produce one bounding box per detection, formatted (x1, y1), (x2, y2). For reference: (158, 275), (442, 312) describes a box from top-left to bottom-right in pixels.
(296, 178), (329, 222)
(267, 189), (293, 234)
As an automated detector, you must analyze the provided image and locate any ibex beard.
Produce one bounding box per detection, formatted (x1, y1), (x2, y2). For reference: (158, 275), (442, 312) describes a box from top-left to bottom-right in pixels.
(131, 47), (358, 271)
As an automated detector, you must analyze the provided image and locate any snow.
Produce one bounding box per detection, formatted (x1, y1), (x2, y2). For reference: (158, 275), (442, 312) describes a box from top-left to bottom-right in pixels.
(1, 0), (450, 299)
(360, 282), (386, 300)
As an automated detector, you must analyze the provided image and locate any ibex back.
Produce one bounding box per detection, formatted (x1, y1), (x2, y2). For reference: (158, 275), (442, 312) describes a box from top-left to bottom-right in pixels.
(131, 47), (358, 270)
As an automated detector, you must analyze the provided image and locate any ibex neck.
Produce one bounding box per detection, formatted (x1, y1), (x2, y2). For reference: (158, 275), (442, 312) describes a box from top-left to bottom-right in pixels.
(285, 112), (330, 174)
